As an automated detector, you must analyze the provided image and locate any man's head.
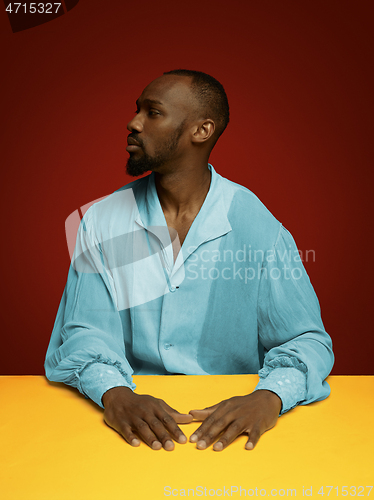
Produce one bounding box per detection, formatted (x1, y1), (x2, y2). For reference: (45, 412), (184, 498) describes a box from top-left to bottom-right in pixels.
(126, 69), (229, 177)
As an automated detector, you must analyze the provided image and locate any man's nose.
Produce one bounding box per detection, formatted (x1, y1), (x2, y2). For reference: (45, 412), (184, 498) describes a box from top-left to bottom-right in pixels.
(127, 114), (143, 133)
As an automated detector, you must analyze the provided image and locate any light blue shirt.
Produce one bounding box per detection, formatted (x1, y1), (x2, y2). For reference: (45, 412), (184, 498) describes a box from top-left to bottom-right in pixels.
(45, 165), (334, 414)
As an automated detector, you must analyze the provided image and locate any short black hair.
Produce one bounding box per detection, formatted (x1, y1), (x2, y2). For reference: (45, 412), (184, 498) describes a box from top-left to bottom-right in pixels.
(163, 69), (230, 142)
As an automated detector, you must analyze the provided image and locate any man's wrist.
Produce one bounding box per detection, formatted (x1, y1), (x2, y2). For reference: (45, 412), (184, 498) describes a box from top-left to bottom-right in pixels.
(254, 389), (282, 413)
(102, 386), (134, 407)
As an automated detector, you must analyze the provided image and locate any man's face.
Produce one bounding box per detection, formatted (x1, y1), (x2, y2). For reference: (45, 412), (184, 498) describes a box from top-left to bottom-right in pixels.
(126, 75), (196, 177)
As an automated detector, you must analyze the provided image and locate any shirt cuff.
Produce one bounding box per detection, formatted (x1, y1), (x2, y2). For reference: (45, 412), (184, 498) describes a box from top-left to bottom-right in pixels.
(254, 367), (307, 414)
(79, 362), (135, 408)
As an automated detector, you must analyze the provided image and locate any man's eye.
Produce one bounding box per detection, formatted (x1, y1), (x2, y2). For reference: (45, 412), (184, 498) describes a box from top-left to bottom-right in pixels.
(149, 110), (160, 116)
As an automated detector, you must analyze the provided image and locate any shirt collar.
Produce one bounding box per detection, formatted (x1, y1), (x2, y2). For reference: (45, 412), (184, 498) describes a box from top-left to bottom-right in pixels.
(135, 164), (232, 259)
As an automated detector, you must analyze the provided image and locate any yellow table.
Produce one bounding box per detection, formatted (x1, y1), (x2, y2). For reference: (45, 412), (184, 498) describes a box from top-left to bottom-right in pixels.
(1, 375), (373, 500)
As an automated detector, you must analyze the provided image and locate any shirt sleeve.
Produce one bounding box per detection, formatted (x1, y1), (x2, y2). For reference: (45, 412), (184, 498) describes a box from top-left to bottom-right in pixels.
(254, 367), (307, 414)
(256, 225), (334, 411)
(79, 362), (133, 408)
(44, 210), (136, 407)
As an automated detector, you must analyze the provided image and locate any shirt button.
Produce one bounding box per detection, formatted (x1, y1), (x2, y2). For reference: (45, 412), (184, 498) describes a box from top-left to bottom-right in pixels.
(164, 343), (171, 350)
(170, 286), (176, 292)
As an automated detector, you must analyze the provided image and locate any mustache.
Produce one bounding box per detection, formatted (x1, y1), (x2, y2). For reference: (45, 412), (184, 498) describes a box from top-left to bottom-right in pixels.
(127, 133), (143, 147)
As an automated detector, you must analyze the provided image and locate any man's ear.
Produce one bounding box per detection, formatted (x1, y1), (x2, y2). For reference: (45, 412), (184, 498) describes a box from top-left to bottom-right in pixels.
(191, 119), (215, 144)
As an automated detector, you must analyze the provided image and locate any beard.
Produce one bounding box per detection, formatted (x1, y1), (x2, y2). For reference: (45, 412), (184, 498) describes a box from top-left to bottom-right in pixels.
(126, 150), (169, 177)
(126, 120), (186, 177)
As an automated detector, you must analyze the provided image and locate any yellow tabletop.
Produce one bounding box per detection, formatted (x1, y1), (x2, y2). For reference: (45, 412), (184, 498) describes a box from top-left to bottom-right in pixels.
(0, 375), (373, 500)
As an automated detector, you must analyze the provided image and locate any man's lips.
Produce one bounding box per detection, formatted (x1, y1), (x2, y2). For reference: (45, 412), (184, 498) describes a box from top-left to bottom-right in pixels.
(126, 137), (142, 152)
(127, 137), (141, 146)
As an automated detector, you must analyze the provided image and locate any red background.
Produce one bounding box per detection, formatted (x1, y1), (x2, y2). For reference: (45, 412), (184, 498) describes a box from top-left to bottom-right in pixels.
(1, 1), (373, 375)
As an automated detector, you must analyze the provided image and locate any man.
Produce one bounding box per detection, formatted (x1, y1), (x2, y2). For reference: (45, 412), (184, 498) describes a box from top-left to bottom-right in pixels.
(45, 69), (334, 452)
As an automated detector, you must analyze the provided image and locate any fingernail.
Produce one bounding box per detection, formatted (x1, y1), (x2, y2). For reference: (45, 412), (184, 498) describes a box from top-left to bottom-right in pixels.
(179, 435), (187, 444)
(164, 440), (174, 451)
(197, 440), (207, 450)
(189, 434), (197, 443)
(245, 442), (254, 450)
(151, 440), (162, 450)
(131, 438), (140, 447)
(213, 441), (223, 451)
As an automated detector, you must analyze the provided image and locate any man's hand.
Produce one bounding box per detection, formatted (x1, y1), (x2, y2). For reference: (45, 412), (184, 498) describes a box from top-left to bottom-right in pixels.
(102, 386), (193, 451)
(189, 390), (282, 451)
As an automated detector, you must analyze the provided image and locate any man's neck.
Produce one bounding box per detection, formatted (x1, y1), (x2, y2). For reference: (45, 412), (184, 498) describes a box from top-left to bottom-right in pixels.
(155, 164), (211, 219)
(154, 163), (211, 250)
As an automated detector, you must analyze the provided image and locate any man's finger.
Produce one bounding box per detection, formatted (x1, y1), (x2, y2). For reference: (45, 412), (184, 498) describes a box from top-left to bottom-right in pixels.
(145, 417), (178, 450)
(132, 419), (164, 450)
(159, 401), (194, 424)
(245, 425), (261, 450)
(170, 412), (194, 424)
(189, 403), (220, 421)
(189, 410), (222, 445)
(153, 410), (188, 445)
(195, 415), (240, 450)
(117, 422), (141, 447)
(104, 416), (141, 447)
(189, 409), (212, 421)
(212, 422), (246, 451)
